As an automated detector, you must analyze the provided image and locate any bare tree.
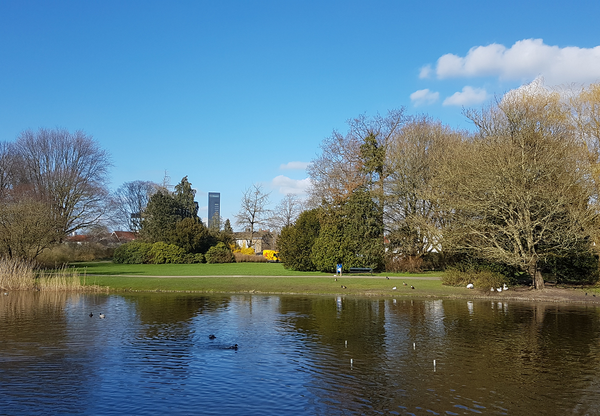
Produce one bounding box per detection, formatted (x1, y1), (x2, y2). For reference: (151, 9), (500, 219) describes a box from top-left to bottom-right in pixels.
(385, 115), (462, 260)
(113, 180), (159, 231)
(235, 184), (271, 247)
(13, 128), (111, 237)
(0, 141), (17, 200)
(270, 194), (304, 231)
(0, 194), (61, 260)
(308, 109), (406, 206)
(437, 85), (596, 289)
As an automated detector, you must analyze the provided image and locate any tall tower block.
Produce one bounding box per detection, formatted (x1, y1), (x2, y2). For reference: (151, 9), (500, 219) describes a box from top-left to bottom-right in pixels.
(208, 192), (220, 229)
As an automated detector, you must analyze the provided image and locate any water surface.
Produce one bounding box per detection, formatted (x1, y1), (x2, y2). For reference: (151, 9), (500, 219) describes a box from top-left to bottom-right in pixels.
(1, 292), (599, 415)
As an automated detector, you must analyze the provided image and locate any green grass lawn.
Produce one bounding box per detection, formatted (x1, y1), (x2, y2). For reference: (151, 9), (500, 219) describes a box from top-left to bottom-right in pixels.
(73, 261), (441, 278)
(74, 261), (454, 296)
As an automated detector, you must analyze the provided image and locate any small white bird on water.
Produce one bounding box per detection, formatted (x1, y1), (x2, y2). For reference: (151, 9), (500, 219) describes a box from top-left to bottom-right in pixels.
(99, 313), (105, 319)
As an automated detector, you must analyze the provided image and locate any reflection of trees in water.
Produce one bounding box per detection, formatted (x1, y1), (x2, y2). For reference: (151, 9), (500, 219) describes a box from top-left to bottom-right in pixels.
(0, 291), (72, 348)
(276, 296), (600, 414)
(435, 301), (600, 413)
(121, 293), (231, 340)
(0, 292), (91, 414)
(278, 296), (406, 413)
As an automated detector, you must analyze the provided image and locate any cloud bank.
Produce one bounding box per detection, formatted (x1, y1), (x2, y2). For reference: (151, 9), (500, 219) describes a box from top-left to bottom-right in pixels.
(423, 38), (600, 85)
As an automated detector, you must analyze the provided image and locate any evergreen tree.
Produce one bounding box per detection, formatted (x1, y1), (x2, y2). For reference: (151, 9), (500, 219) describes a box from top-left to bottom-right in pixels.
(141, 177), (199, 244)
(140, 189), (180, 243)
(278, 209), (321, 271)
(174, 176), (198, 219)
(171, 217), (214, 254)
(311, 188), (384, 273)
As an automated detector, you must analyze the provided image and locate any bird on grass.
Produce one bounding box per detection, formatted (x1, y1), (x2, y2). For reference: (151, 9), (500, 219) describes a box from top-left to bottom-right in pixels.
(335, 278), (338, 281)
(209, 334), (216, 340)
(403, 282), (407, 286)
(386, 276), (390, 280)
(341, 285), (347, 289)
(392, 286), (397, 290)
(411, 286), (415, 290)
(99, 313), (105, 319)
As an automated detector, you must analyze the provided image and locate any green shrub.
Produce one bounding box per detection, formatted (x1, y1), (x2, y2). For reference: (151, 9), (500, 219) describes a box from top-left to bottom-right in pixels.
(183, 253), (205, 264)
(205, 243), (235, 264)
(148, 242), (187, 264)
(113, 241), (153, 264)
(542, 248), (599, 285)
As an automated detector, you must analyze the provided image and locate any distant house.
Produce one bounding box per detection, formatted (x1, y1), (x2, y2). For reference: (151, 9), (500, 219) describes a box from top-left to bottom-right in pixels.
(233, 230), (276, 254)
(111, 231), (137, 244)
(64, 234), (91, 245)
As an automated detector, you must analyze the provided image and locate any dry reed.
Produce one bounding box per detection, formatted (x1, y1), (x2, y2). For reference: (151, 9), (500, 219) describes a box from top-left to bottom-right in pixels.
(0, 257), (106, 292)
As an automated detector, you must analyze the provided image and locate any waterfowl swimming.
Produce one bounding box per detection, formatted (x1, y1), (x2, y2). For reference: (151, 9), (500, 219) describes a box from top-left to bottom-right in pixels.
(208, 334), (216, 340)
(226, 344), (238, 350)
(99, 313), (105, 319)
(89, 312), (93, 317)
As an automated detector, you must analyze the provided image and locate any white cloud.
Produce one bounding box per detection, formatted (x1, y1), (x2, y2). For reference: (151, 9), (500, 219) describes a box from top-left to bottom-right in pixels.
(443, 86), (488, 106)
(280, 161), (310, 170)
(271, 175), (311, 195)
(410, 89), (440, 106)
(431, 38), (600, 85)
(419, 64), (432, 79)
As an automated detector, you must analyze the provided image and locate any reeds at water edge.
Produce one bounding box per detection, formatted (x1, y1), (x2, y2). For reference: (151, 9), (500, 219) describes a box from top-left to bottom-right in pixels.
(0, 257), (106, 292)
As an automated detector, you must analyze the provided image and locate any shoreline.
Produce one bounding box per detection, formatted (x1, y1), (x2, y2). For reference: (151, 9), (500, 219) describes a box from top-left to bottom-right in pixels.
(98, 281), (600, 305)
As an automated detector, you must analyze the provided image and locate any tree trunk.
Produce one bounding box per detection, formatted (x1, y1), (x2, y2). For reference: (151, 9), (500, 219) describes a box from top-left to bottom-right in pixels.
(529, 263), (545, 290)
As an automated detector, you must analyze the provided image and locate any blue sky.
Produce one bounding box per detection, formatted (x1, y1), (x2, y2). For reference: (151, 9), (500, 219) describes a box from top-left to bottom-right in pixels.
(1, 0), (599, 229)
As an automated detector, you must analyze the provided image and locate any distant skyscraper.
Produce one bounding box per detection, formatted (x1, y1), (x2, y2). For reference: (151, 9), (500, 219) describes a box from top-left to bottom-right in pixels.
(208, 192), (220, 229)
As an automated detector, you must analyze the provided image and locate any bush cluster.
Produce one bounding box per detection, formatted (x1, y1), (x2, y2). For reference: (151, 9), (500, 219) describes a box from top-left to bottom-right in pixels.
(205, 243), (236, 264)
(37, 242), (114, 268)
(113, 241), (205, 264)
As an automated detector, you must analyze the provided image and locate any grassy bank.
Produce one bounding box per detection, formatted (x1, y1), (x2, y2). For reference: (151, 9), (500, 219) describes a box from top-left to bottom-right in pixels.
(69, 262), (600, 302)
(72, 261), (453, 296)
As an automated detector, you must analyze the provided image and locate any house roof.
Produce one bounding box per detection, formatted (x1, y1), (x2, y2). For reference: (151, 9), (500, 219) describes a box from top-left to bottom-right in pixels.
(112, 231), (137, 242)
(65, 234), (90, 243)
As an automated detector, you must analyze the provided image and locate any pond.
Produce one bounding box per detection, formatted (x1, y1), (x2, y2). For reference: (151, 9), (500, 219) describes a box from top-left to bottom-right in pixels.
(1, 292), (600, 415)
